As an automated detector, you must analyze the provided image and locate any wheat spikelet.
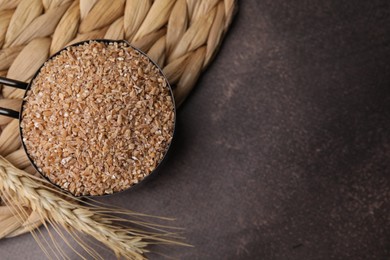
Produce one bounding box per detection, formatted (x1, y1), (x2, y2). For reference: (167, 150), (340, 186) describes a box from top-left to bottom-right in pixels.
(0, 0), (237, 256)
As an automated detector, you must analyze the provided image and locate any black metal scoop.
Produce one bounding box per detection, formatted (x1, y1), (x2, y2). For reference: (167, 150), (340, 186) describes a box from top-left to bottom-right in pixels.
(0, 39), (176, 197)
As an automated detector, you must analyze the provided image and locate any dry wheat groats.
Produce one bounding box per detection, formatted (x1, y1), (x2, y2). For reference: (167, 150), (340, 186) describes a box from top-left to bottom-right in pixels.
(20, 41), (175, 196)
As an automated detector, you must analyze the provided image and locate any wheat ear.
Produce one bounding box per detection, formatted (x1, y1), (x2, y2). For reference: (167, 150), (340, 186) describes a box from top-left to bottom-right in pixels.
(0, 156), (187, 259)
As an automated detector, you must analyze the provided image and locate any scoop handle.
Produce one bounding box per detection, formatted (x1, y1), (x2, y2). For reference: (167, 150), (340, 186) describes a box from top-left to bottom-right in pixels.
(0, 107), (19, 118)
(0, 76), (28, 119)
(0, 76), (28, 89)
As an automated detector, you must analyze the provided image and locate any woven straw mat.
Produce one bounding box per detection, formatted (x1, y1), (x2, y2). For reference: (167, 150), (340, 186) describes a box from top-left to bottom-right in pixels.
(0, 0), (237, 238)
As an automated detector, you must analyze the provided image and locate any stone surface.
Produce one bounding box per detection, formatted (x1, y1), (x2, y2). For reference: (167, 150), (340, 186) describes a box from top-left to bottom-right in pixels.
(1, 1), (390, 259)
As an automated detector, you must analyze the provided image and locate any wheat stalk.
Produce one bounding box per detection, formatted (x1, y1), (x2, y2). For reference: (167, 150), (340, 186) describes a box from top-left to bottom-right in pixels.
(0, 156), (187, 259)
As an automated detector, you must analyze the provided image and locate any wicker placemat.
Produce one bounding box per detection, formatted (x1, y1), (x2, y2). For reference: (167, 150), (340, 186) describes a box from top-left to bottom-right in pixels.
(0, 0), (236, 240)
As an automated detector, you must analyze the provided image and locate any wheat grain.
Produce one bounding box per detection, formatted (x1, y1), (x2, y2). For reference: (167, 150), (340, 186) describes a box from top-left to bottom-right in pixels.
(21, 41), (175, 196)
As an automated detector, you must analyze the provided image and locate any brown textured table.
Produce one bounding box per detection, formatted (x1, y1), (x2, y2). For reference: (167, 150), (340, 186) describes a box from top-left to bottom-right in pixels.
(1, 1), (390, 259)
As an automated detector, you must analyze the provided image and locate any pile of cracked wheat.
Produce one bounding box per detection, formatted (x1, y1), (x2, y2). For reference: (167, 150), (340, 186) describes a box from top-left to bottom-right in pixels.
(21, 41), (175, 196)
